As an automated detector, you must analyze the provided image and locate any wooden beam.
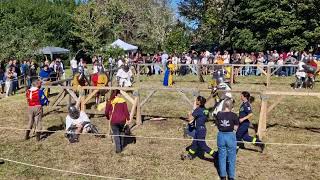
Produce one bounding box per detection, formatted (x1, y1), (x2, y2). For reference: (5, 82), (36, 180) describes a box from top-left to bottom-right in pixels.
(53, 90), (66, 107)
(265, 91), (320, 96)
(266, 66), (271, 88)
(230, 66), (234, 85)
(129, 97), (138, 122)
(177, 90), (193, 107)
(136, 90), (142, 125)
(256, 66), (267, 76)
(140, 90), (157, 107)
(120, 90), (134, 104)
(271, 66), (281, 76)
(65, 89), (79, 102)
(257, 97), (268, 139)
(50, 90), (65, 106)
(83, 89), (99, 104)
(267, 96), (284, 113)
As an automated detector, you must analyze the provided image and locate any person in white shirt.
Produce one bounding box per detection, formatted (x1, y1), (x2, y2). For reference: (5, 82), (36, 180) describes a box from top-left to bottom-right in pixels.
(117, 59), (124, 68)
(65, 106), (90, 133)
(222, 51), (230, 64)
(256, 53), (265, 76)
(70, 58), (78, 75)
(116, 65), (133, 87)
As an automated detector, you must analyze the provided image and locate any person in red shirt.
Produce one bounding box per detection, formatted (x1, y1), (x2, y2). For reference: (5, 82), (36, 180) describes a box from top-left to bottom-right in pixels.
(105, 90), (130, 153)
(25, 79), (49, 141)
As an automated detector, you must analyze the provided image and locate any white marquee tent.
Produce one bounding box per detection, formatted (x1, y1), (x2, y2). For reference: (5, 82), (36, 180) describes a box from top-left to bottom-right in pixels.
(111, 39), (138, 52)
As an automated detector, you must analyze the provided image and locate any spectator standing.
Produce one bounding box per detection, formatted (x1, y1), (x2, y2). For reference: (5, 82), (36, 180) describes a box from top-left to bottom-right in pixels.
(20, 60), (28, 86)
(27, 61), (38, 89)
(70, 58), (78, 76)
(223, 51), (230, 64)
(256, 52), (265, 76)
(216, 99), (239, 180)
(0, 67), (4, 94)
(161, 51), (169, 70)
(5, 68), (15, 97)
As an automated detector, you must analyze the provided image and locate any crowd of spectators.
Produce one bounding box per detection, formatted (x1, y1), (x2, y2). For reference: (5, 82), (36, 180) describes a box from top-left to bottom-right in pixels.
(0, 58), (66, 98)
(127, 50), (320, 77)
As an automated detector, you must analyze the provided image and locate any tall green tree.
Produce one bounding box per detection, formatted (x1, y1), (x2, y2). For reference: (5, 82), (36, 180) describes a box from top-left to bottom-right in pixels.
(0, 0), (77, 59)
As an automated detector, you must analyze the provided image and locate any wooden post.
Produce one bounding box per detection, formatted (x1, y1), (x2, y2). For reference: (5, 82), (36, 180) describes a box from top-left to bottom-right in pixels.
(230, 65), (234, 85)
(135, 90), (142, 125)
(129, 97), (138, 122)
(257, 94), (268, 139)
(266, 65), (271, 88)
(137, 65), (140, 87)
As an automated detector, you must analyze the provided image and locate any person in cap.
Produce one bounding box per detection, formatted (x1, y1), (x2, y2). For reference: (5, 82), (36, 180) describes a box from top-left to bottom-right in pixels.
(181, 96), (216, 160)
(25, 79), (49, 141)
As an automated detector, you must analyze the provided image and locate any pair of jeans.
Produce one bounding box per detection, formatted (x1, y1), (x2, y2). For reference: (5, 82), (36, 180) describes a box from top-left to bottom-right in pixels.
(285, 66), (293, 76)
(111, 124), (125, 152)
(217, 132), (237, 178)
(244, 66), (252, 76)
(154, 64), (161, 75)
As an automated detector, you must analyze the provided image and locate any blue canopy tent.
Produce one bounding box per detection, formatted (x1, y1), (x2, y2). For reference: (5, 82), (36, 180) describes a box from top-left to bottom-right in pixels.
(111, 39), (138, 52)
(38, 46), (70, 60)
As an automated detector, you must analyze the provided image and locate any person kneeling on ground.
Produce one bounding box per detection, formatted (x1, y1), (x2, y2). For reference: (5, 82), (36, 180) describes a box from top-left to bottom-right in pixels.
(216, 99), (239, 180)
(105, 90), (130, 153)
(25, 79), (49, 141)
(65, 106), (99, 143)
(181, 96), (216, 160)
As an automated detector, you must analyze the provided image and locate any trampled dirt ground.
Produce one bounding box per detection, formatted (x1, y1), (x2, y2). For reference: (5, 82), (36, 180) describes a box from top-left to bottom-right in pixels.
(0, 75), (319, 180)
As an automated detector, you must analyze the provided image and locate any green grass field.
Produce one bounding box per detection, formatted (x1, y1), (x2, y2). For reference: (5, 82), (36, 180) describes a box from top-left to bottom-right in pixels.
(0, 74), (319, 180)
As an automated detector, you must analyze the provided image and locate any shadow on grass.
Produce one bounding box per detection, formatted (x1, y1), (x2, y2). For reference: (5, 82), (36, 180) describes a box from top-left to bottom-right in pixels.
(41, 124), (65, 140)
(43, 109), (64, 118)
(267, 123), (320, 134)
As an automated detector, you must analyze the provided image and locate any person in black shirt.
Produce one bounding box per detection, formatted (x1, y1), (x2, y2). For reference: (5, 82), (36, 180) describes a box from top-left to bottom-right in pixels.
(216, 99), (238, 180)
(181, 96), (216, 160)
(236, 91), (265, 152)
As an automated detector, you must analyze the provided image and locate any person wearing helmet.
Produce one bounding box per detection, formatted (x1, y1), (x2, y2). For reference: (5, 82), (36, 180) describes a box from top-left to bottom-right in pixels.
(116, 65), (133, 87)
(65, 105), (92, 143)
(211, 69), (233, 118)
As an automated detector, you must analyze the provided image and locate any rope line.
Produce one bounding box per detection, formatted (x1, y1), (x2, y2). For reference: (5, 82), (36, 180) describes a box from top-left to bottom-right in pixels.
(0, 157), (134, 180)
(0, 126), (320, 148)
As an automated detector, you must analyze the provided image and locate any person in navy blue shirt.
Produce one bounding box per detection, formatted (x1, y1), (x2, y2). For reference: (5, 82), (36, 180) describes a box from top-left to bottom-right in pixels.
(181, 96), (216, 160)
(236, 91), (265, 153)
(39, 65), (51, 81)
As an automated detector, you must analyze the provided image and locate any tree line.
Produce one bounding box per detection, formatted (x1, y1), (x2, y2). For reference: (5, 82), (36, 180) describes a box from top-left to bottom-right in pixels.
(0, 0), (191, 60)
(178, 0), (320, 52)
